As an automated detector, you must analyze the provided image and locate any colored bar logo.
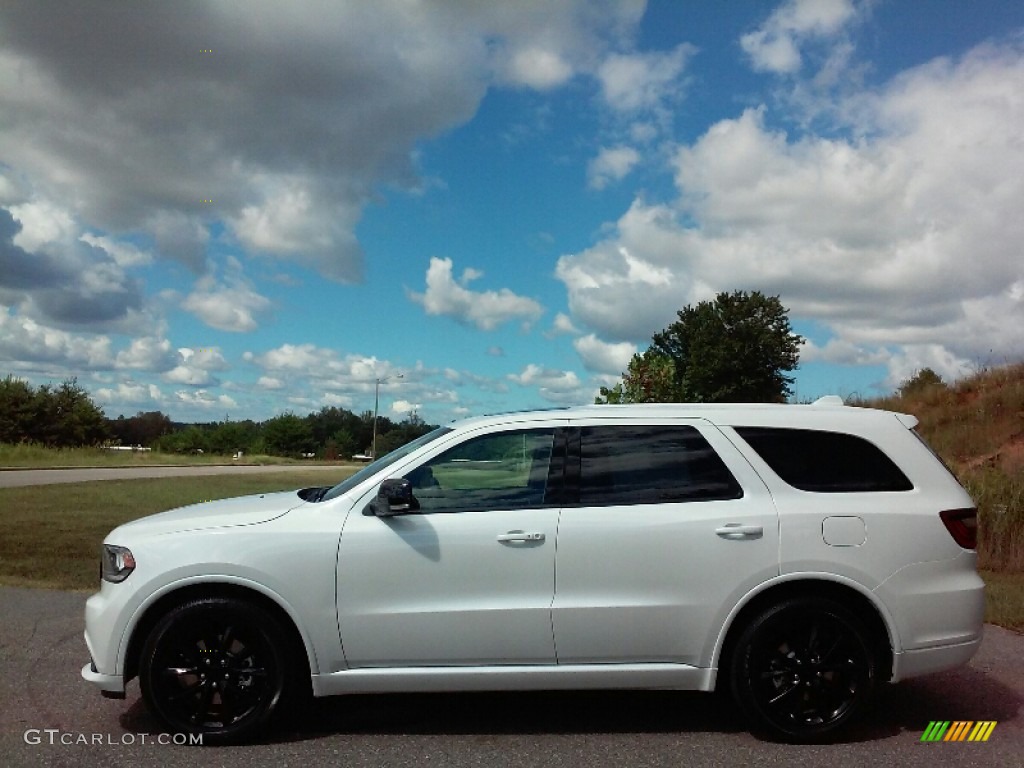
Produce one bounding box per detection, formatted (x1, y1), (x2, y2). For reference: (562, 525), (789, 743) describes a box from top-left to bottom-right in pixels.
(921, 721), (997, 742)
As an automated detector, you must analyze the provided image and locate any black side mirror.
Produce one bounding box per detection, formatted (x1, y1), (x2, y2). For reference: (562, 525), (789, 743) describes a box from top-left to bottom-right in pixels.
(363, 477), (420, 517)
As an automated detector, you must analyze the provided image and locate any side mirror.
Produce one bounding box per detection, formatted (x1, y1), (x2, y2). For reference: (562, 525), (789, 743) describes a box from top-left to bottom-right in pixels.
(363, 477), (420, 517)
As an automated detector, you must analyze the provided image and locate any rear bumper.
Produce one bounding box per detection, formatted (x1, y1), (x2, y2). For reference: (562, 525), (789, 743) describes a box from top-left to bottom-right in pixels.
(890, 634), (983, 683)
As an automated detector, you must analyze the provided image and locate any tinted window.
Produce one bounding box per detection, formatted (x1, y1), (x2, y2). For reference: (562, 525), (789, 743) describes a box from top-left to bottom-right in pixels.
(579, 425), (742, 506)
(404, 429), (555, 512)
(734, 427), (913, 492)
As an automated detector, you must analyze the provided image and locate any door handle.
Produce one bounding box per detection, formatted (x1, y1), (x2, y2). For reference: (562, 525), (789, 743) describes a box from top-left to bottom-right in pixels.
(497, 531), (545, 543)
(715, 523), (763, 540)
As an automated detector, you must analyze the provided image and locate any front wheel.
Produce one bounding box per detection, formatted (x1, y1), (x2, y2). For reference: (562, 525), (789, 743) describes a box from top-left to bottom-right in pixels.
(139, 597), (296, 745)
(730, 597), (877, 743)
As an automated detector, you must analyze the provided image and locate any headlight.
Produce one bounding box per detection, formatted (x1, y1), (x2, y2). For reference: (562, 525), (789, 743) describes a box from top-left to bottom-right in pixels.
(100, 545), (136, 583)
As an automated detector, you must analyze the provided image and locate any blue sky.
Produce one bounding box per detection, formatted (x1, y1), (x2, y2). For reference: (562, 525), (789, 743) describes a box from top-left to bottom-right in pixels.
(1, 0), (1023, 425)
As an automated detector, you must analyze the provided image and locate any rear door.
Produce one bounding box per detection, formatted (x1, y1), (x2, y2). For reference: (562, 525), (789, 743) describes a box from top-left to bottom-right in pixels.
(551, 419), (779, 667)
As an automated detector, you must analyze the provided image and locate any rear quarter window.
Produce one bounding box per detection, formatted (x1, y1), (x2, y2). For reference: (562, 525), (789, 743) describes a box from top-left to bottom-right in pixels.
(733, 427), (913, 493)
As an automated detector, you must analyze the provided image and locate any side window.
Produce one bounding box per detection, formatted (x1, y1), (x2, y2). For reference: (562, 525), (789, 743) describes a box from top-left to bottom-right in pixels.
(403, 429), (555, 513)
(579, 425), (743, 506)
(734, 427), (913, 492)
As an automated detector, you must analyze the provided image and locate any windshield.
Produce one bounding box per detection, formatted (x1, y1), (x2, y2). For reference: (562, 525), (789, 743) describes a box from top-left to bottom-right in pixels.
(321, 426), (453, 501)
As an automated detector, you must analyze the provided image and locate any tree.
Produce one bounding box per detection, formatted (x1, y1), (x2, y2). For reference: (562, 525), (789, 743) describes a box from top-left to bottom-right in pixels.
(261, 412), (315, 457)
(898, 368), (945, 398)
(596, 349), (676, 404)
(0, 375), (36, 443)
(34, 378), (108, 446)
(600, 290), (804, 404)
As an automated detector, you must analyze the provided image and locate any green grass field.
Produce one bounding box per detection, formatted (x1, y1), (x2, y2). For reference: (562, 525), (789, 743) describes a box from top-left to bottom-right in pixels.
(0, 470), (354, 591)
(0, 469), (1019, 632)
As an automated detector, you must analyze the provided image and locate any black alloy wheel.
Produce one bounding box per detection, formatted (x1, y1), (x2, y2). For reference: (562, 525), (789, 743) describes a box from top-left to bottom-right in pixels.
(139, 597), (295, 745)
(730, 597), (877, 743)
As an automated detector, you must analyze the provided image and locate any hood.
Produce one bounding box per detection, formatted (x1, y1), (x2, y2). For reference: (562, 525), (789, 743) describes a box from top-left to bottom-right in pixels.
(111, 490), (305, 538)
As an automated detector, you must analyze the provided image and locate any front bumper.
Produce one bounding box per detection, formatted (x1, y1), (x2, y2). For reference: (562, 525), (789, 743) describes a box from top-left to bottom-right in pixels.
(81, 657), (125, 698)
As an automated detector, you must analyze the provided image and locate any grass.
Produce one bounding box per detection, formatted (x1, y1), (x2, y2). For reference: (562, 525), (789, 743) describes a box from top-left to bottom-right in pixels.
(979, 571), (1024, 633)
(0, 469), (355, 591)
(0, 442), (350, 468)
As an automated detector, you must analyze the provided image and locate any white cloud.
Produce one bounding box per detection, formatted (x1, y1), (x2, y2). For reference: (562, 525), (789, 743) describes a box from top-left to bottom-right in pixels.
(508, 363), (584, 404)
(0, 306), (114, 369)
(115, 336), (179, 372)
(409, 257), (544, 331)
(588, 145), (641, 190)
(257, 376), (285, 390)
(181, 265), (273, 333)
(0, 1), (645, 282)
(95, 382), (164, 409)
(741, 0), (858, 75)
(79, 233), (152, 267)
(573, 334), (637, 375)
(556, 40), (1024, 386)
(597, 44), (696, 112)
(391, 399), (421, 415)
(164, 365), (217, 387)
(174, 389), (238, 410)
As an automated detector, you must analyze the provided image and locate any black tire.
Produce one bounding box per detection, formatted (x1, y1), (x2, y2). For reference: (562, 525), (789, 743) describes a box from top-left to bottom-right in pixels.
(729, 597), (877, 743)
(139, 597), (299, 745)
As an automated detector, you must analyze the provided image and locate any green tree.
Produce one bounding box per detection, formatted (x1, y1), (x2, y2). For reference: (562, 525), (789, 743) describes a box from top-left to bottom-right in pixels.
(596, 349), (676, 404)
(261, 412), (315, 457)
(0, 375), (36, 443)
(34, 378), (108, 446)
(600, 291), (804, 404)
(898, 368), (945, 398)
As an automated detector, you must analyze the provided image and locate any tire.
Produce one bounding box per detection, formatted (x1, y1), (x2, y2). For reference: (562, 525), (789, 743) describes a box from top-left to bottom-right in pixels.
(729, 597), (877, 743)
(139, 597), (298, 745)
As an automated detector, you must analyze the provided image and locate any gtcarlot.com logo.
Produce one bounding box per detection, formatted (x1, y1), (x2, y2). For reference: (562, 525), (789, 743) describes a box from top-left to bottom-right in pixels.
(921, 721), (997, 742)
(24, 729), (203, 746)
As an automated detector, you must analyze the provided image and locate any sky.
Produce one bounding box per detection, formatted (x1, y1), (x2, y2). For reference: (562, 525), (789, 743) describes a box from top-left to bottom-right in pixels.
(1, 0), (1023, 426)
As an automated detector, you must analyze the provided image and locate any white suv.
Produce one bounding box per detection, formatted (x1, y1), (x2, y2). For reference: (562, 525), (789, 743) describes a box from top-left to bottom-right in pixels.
(82, 400), (984, 744)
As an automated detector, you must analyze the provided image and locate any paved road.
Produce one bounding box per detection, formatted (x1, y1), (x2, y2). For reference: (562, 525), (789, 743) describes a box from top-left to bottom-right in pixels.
(0, 464), (345, 488)
(0, 587), (1020, 768)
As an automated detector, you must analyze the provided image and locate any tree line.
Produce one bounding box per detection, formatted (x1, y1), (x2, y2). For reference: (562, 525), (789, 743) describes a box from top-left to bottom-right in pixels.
(0, 375), (435, 459)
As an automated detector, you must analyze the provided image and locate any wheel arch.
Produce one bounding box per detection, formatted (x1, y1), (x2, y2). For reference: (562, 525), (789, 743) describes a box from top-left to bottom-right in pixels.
(712, 575), (896, 690)
(123, 578), (317, 685)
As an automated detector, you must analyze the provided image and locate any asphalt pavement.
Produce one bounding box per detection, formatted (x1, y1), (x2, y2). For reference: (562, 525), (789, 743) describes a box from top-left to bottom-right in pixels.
(0, 586), (1020, 768)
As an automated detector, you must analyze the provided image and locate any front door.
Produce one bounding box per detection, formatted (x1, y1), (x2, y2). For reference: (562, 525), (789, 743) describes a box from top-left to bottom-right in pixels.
(337, 426), (562, 667)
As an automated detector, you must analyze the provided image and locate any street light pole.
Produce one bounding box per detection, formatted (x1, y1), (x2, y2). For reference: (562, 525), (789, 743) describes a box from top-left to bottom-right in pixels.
(372, 373), (403, 459)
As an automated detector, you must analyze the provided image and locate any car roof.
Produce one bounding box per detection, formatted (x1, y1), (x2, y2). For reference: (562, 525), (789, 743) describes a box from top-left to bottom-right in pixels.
(449, 400), (917, 432)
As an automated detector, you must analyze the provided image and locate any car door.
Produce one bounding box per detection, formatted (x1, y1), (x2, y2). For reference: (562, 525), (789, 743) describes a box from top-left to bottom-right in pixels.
(551, 419), (779, 667)
(336, 425), (563, 667)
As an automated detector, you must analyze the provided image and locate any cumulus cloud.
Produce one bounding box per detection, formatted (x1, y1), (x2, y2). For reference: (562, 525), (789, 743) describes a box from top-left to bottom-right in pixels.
(574, 334), (637, 375)
(588, 145), (641, 190)
(508, 363), (585, 404)
(597, 43), (696, 112)
(0, 205), (145, 329)
(0, 1), (644, 282)
(0, 305), (114, 370)
(409, 257), (544, 331)
(181, 261), (273, 333)
(557, 40), (1024, 390)
(740, 0), (858, 75)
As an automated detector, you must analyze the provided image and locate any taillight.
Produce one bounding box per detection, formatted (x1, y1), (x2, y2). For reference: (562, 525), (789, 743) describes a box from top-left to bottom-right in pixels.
(940, 508), (978, 550)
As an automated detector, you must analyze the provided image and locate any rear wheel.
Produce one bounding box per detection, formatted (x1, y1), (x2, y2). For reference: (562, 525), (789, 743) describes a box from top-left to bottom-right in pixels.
(730, 597), (877, 742)
(139, 597), (297, 745)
